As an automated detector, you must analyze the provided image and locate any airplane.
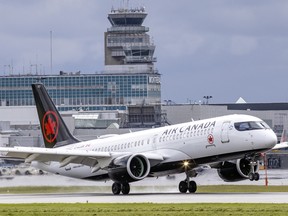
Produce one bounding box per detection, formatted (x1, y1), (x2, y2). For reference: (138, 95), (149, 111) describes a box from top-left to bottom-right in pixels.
(0, 83), (282, 195)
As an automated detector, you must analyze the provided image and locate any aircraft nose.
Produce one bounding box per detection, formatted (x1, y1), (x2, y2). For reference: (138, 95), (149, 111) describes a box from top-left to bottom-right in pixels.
(266, 130), (277, 148)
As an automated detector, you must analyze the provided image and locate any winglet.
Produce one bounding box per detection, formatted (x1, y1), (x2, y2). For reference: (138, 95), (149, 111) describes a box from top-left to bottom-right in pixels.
(280, 129), (287, 143)
(272, 142), (288, 150)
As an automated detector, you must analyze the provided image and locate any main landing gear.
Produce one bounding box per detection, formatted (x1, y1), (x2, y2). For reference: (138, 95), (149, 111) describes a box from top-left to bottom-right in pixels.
(178, 171), (197, 193)
(112, 182), (130, 195)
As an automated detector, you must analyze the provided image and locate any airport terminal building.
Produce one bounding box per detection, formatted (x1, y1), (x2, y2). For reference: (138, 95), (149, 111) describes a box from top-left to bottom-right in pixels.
(0, 72), (160, 111)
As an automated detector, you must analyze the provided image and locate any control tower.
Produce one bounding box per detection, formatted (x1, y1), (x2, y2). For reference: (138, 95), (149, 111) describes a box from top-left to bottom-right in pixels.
(104, 5), (157, 74)
(104, 3), (163, 127)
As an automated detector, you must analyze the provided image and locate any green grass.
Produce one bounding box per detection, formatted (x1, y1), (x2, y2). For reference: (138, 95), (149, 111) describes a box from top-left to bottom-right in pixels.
(0, 203), (287, 216)
(197, 185), (288, 193)
(0, 186), (288, 215)
(0, 186), (101, 194)
(1, 185), (288, 194)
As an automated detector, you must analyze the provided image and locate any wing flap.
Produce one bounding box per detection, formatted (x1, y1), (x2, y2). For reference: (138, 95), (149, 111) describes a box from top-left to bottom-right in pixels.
(0, 146), (111, 157)
(0, 146), (112, 168)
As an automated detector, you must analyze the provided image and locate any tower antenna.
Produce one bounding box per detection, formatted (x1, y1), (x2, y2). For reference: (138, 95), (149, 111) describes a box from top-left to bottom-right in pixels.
(50, 30), (53, 74)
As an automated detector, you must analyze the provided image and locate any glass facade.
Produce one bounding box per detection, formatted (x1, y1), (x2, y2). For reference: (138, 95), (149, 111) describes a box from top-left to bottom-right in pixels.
(0, 73), (161, 111)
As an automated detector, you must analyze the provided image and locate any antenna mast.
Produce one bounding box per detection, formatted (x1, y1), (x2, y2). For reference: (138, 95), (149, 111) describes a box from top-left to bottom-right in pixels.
(50, 30), (53, 74)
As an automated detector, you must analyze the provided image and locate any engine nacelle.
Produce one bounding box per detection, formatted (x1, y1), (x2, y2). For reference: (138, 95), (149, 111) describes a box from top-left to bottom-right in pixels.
(217, 158), (259, 182)
(108, 154), (150, 183)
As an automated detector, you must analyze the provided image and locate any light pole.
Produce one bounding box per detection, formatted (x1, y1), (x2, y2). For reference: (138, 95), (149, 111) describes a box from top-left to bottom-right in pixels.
(4, 65), (11, 76)
(30, 64), (38, 75)
(203, 96), (212, 104)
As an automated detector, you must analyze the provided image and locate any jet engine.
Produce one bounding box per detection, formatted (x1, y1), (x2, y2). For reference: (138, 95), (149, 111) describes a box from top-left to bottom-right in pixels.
(217, 158), (259, 182)
(108, 154), (150, 183)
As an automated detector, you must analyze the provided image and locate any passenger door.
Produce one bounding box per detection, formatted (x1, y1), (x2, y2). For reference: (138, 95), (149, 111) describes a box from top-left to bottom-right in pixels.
(221, 121), (230, 143)
(152, 134), (158, 150)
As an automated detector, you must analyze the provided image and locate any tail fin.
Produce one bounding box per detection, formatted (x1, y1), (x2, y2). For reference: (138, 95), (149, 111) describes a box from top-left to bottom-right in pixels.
(32, 83), (79, 148)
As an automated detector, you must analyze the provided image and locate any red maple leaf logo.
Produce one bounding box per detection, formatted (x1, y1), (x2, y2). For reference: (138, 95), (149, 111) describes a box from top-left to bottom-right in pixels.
(208, 134), (214, 144)
(42, 111), (59, 144)
(45, 116), (57, 137)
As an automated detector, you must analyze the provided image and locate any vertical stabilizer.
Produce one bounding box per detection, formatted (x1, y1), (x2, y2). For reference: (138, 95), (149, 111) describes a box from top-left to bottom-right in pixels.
(32, 83), (79, 148)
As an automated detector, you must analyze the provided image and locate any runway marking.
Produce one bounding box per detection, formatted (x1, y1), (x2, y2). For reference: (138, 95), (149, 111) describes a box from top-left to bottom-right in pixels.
(1, 192), (288, 203)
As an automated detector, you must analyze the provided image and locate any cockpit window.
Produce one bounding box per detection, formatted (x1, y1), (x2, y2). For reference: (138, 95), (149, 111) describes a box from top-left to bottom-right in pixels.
(234, 121), (270, 131)
(259, 121), (271, 129)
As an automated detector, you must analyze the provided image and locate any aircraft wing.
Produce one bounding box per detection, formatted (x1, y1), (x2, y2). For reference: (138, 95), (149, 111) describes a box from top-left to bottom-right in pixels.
(272, 142), (288, 150)
(0, 146), (113, 169)
(0, 147), (164, 170)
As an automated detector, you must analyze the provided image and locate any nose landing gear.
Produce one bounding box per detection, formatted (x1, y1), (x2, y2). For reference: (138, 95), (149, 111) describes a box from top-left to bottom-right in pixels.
(248, 159), (260, 181)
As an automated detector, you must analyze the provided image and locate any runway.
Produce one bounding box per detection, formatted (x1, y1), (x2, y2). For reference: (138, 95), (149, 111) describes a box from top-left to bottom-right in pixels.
(0, 169), (287, 203)
(1, 192), (288, 203)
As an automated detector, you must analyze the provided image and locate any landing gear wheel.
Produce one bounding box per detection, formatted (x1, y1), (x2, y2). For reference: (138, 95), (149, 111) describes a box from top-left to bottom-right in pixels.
(188, 181), (197, 193)
(112, 182), (121, 195)
(121, 183), (130, 195)
(179, 181), (188, 193)
(249, 172), (260, 181)
(253, 172), (260, 181)
(249, 173), (254, 181)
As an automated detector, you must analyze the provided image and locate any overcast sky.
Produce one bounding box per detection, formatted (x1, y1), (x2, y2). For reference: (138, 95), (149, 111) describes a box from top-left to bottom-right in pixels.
(1, 0), (288, 103)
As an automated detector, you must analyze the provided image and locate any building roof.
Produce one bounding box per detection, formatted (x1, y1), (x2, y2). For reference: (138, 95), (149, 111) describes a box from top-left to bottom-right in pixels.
(212, 103), (288, 111)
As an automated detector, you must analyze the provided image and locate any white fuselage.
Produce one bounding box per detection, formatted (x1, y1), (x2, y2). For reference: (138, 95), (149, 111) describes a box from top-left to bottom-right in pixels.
(33, 114), (277, 180)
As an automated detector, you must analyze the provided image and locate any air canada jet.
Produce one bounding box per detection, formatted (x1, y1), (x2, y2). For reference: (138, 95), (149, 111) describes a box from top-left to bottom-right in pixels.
(0, 83), (283, 195)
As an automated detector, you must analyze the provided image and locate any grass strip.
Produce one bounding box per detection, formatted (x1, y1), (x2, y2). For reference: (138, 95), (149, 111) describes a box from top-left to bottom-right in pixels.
(1, 185), (288, 194)
(0, 203), (287, 216)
